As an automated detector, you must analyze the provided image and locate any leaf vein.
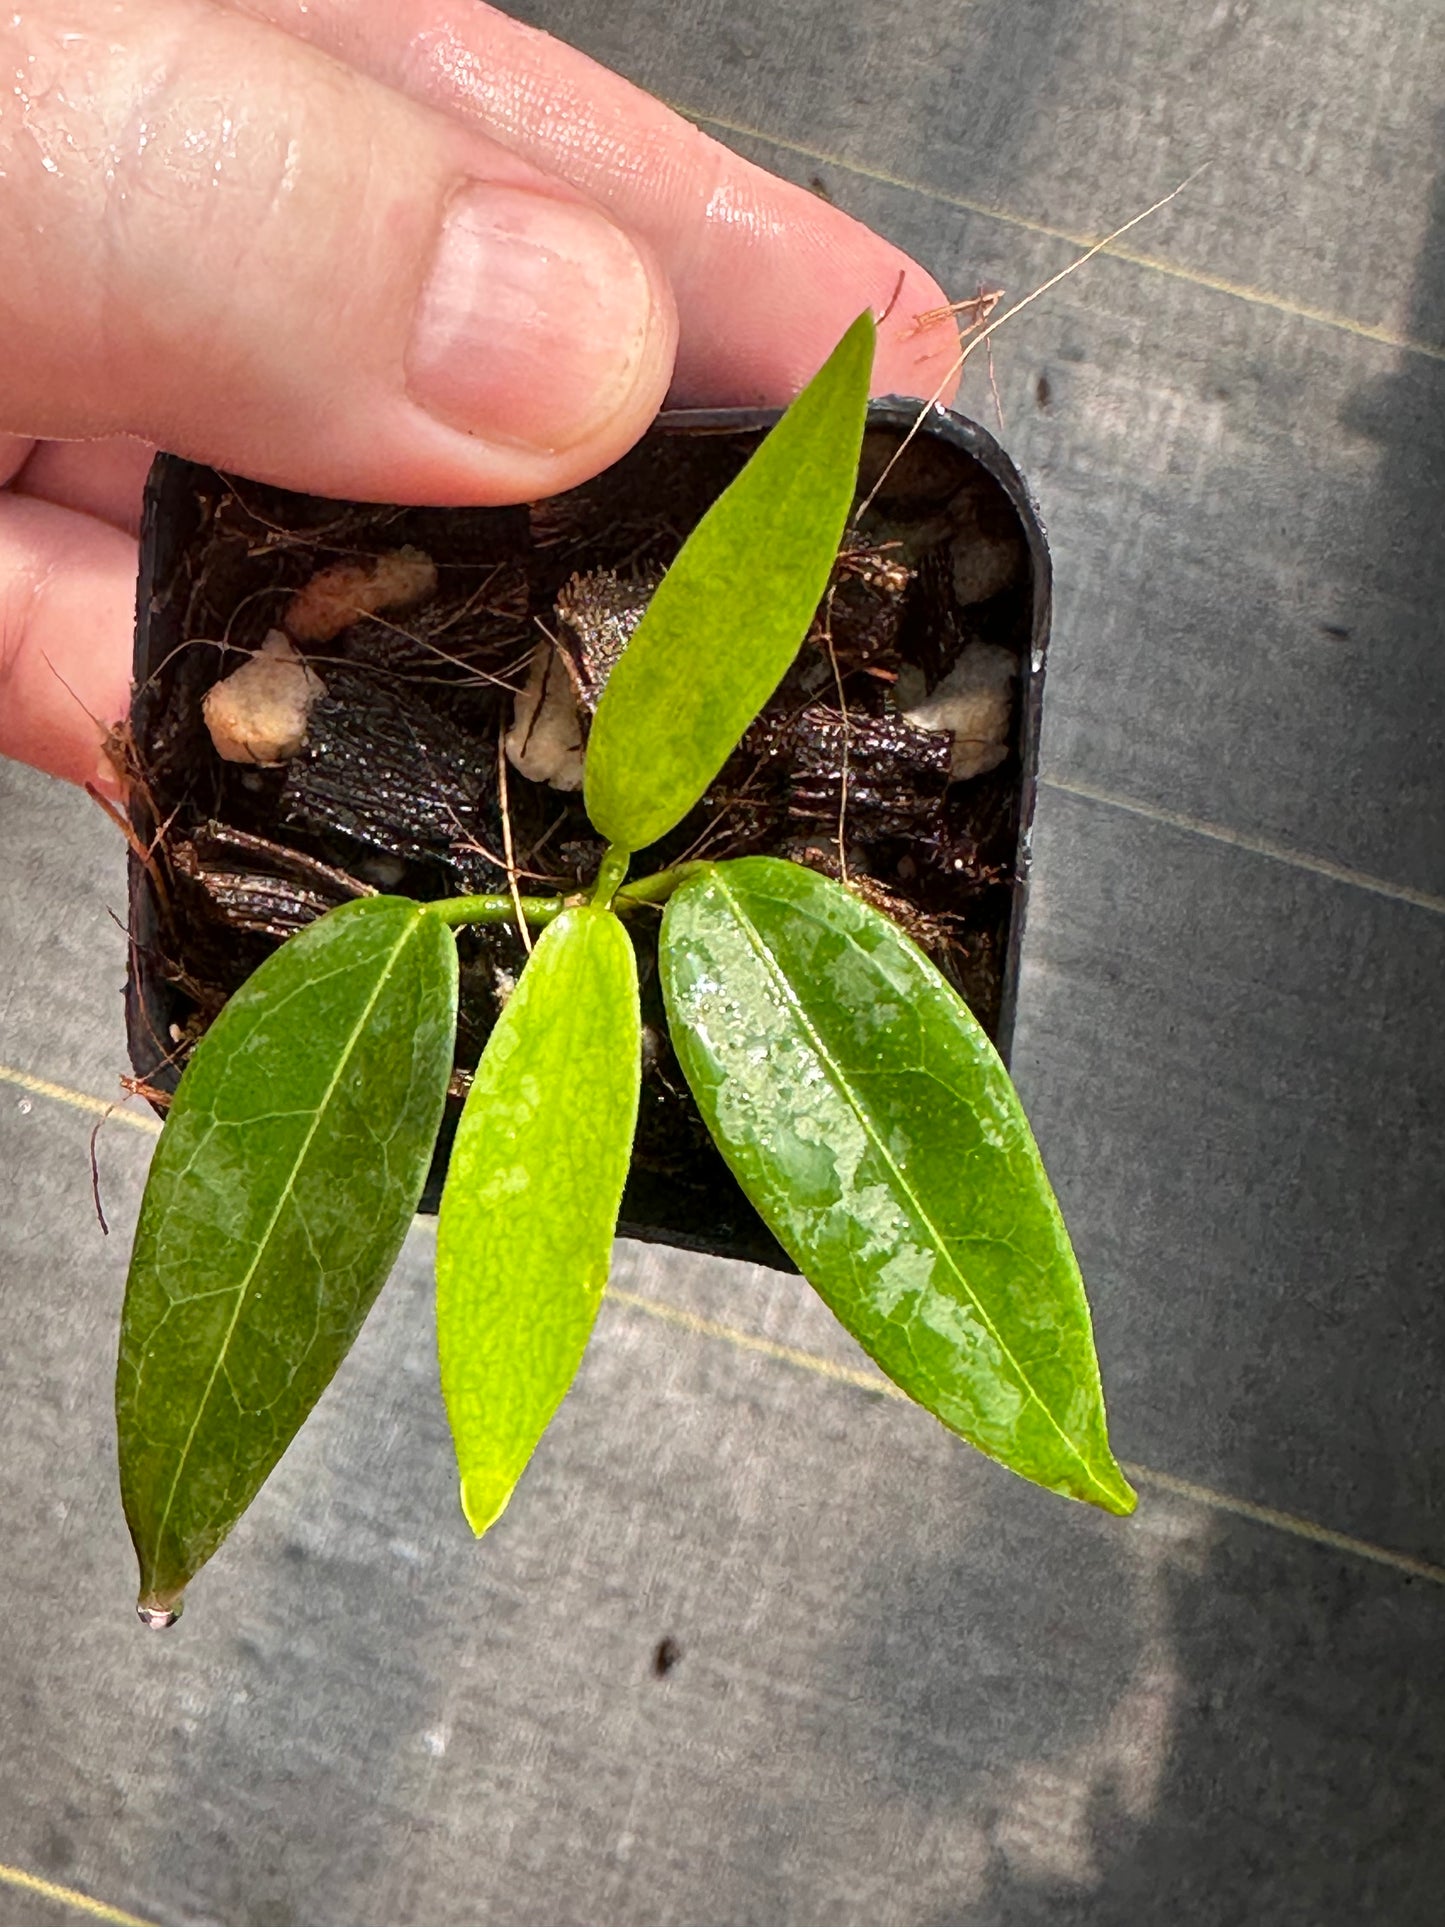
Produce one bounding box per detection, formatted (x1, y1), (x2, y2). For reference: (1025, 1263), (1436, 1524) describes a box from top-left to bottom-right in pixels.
(145, 907), (428, 1571)
(710, 870), (1120, 1508)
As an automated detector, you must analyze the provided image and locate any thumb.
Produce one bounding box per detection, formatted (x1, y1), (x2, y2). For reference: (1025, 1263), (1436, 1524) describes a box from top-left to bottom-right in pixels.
(0, 1), (678, 504)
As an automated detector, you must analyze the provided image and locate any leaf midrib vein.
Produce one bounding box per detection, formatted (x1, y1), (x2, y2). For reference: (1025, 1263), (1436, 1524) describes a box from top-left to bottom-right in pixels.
(714, 873), (1118, 1507)
(144, 909), (423, 1583)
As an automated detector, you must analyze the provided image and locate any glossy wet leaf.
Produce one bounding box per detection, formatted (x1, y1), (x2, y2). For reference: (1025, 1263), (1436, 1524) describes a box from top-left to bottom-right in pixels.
(660, 858), (1135, 1515)
(584, 310), (875, 852)
(436, 908), (640, 1536)
(117, 897), (458, 1613)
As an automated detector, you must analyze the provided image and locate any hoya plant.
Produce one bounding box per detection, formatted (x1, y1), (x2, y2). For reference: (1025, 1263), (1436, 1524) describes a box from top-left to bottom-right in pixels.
(117, 312), (1134, 1626)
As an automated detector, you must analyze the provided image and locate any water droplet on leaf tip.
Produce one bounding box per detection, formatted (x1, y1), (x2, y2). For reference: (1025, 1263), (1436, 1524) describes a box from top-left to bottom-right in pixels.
(136, 1603), (181, 1630)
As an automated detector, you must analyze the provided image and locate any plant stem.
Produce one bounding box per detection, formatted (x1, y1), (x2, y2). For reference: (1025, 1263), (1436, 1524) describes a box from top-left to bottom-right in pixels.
(590, 844), (631, 912)
(613, 861), (712, 908)
(427, 858), (710, 929)
(428, 895), (569, 929)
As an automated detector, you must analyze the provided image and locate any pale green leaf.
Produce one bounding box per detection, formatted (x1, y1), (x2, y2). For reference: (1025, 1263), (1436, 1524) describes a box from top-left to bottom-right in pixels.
(118, 897), (459, 1615)
(436, 908), (641, 1536)
(584, 311), (875, 851)
(660, 858), (1135, 1515)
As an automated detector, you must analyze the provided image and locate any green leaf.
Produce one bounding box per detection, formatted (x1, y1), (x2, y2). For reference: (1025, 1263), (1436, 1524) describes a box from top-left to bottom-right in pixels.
(117, 897), (458, 1614)
(659, 858), (1135, 1515)
(584, 310), (876, 852)
(436, 908), (640, 1536)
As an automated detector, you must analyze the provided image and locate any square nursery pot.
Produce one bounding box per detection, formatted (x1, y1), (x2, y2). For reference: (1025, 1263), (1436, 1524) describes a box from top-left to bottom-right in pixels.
(125, 400), (1052, 1270)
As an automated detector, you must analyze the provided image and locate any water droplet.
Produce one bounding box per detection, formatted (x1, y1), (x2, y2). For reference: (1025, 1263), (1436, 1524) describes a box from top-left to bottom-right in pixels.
(136, 1603), (181, 1630)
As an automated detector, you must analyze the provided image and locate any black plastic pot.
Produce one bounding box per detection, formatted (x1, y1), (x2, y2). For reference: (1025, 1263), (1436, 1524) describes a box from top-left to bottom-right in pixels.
(126, 399), (1051, 1269)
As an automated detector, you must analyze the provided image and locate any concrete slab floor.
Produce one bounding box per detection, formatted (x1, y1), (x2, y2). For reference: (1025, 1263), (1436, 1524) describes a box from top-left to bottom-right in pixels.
(0, 2), (1441, 1923)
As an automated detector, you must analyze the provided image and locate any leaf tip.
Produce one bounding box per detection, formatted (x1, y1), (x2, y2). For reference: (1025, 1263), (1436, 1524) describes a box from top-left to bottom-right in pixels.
(848, 304), (879, 350)
(1091, 1459), (1139, 1518)
(460, 1472), (516, 1540)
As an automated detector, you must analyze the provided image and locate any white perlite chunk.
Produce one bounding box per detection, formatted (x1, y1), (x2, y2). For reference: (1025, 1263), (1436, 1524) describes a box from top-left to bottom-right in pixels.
(505, 642), (586, 790)
(202, 631), (327, 766)
(898, 642), (1016, 780)
(285, 546), (438, 643)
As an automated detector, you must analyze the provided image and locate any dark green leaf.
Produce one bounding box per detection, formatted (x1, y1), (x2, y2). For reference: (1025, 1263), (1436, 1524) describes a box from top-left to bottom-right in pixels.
(436, 908), (640, 1536)
(584, 311), (875, 851)
(118, 897), (458, 1614)
(660, 858), (1135, 1515)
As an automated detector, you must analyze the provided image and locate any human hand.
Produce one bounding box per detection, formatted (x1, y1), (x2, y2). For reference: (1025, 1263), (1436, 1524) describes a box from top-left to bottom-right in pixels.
(0, 1), (960, 792)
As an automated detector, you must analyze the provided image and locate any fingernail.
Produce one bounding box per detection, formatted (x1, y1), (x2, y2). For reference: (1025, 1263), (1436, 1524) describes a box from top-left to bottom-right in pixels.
(408, 183), (660, 454)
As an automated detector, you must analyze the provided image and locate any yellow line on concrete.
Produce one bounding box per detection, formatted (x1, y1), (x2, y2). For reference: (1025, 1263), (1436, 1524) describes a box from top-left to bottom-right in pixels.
(685, 108), (1445, 366)
(1116, 1463), (1445, 1587)
(609, 1286), (910, 1399)
(0, 1861), (163, 1927)
(1040, 779), (1445, 918)
(0, 1064), (161, 1133)
(608, 1289), (1445, 1588)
